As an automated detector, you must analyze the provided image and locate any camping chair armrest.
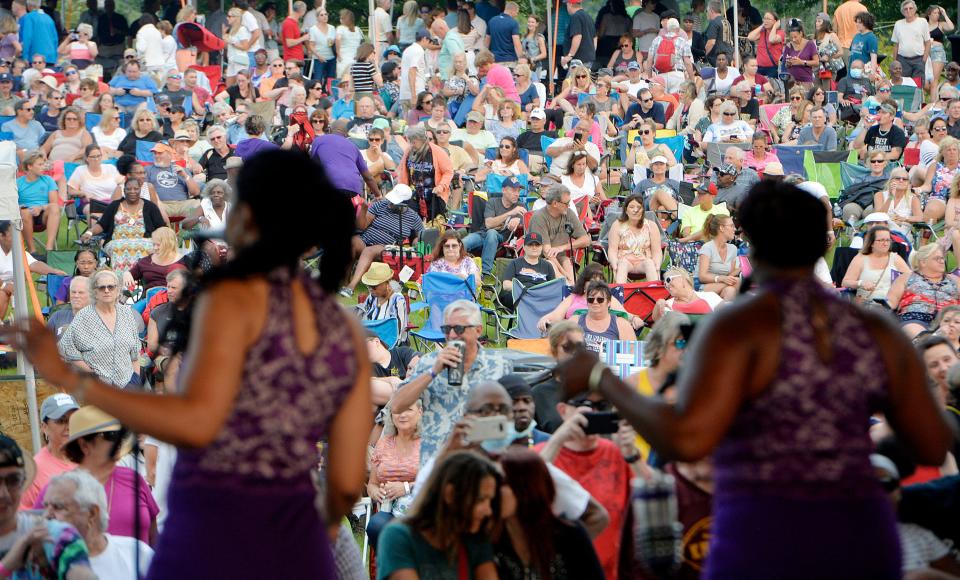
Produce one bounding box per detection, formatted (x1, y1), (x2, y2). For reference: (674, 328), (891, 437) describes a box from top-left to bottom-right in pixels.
(410, 301), (429, 312)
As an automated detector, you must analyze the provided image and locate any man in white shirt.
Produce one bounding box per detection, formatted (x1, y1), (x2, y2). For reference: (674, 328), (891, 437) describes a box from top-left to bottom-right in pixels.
(891, 0), (931, 80)
(399, 30), (432, 111)
(372, 0), (394, 57)
(134, 13), (164, 82)
(544, 119), (602, 177)
(43, 470), (154, 579)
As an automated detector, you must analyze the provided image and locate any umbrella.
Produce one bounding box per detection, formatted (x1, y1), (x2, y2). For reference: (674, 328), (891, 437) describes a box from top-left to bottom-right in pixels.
(175, 22), (225, 53)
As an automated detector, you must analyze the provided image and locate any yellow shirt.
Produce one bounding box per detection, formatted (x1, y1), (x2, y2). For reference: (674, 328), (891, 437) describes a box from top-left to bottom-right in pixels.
(681, 202), (729, 237)
(633, 368), (655, 458)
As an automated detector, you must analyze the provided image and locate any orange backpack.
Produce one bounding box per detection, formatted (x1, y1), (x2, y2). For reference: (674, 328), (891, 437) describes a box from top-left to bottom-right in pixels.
(653, 36), (676, 74)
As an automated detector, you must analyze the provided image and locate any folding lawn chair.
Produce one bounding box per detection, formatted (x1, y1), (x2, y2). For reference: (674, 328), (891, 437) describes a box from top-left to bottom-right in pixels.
(503, 278), (566, 340)
(619, 282), (670, 324)
(773, 144), (822, 178)
(409, 272), (478, 349)
(363, 317), (401, 349)
(803, 149), (859, 200)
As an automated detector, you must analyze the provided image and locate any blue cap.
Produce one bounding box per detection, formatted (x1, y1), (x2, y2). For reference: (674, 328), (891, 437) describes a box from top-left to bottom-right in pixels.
(503, 177), (522, 189)
(415, 29), (432, 41)
(383, 44), (401, 57)
(627, 61), (641, 70)
(0, 73), (11, 83)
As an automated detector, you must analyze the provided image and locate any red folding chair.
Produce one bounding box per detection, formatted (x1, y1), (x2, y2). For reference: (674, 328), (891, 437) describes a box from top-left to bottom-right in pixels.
(620, 281), (670, 324)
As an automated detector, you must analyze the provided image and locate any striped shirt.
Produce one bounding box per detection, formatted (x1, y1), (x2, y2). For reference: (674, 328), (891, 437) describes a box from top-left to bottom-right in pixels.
(350, 60), (378, 93)
(360, 200), (425, 246)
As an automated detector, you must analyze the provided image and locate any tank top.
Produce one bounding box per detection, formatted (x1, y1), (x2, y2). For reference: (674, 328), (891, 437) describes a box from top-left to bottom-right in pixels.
(713, 277), (889, 500)
(931, 25), (945, 43)
(47, 131), (83, 162)
(173, 268), (358, 492)
(577, 313), (620, 354)
(898, 273), (960, 323)
(856, 253), (897, 302)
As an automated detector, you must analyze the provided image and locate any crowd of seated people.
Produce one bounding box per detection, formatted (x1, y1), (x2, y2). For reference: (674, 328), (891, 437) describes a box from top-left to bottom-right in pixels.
(1, 1), (960, 578)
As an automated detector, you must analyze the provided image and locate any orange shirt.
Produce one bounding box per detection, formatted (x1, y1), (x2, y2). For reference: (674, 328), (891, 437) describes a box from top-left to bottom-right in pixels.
(20, 447), (74, 510)
(834, 0), (867, 48)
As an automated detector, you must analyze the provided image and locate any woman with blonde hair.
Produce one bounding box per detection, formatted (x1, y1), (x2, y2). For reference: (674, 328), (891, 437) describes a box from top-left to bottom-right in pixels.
(514, 63), (541, 114)
(91, 107), (126, 158)
(652, 267), (723, 321)
(667, 80), (705, 135)
(552, 64), (594, 116)
(0, 15), (20, 62)
(628, 118), (677, 167)
(920, 136), (960, 223)
(365, 400), (422, 545)
(117, 108), (163, 156)
(336, 9), (365, 78)
(122, 226), (185, 291)
(41, 106), (93, 163)
(442, 52), (479, 114)
(770, 87), (809, 144)
(887, 243), (960, 337)
(224, 8), (253, 84)
(396, 0), (423, 51)
(873, 167), (922, 234)
(58, 22), (98, 69)
(485, 98), (525, 141)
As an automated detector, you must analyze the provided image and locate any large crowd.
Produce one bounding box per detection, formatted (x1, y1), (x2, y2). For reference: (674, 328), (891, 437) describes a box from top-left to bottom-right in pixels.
(0, 0), (958, 578)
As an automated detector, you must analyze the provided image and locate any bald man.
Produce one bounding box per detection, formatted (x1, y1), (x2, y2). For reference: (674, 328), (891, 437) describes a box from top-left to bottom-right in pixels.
(48, 276), (90, 336)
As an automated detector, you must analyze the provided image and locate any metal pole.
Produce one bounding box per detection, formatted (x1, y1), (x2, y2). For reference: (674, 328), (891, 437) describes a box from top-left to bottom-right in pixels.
(733, 0), (739, 68)
(11, 220), (41, 455)
(547, 0), (555, 93)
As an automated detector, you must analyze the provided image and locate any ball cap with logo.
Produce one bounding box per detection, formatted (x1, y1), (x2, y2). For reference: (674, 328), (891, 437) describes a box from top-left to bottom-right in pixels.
(0, 434), (36, 490)
(524, 232), (544, 245)
(40, 393), (79, 422)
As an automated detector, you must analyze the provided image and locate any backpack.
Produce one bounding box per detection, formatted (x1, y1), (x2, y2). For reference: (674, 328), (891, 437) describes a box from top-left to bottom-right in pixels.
(653, 36), (676, 74)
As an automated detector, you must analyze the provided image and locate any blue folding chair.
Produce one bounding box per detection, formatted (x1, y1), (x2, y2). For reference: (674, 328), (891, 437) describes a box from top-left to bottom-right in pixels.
(484, 173), (530, 201)
(135, 140), (157, 163)
(540, 135), (556, 168)
(363, 317), (401, 349)
(41, 273), (67, 315)
(484, 147), (530, 166)
(504, 278), (566, 339)
(654, 135), (685, 163)
(84, 113), (101, 131)
(409, 272), (478, 347)
(0, 115), (13, 128)
(773, 144), (822, 178)
(0, 132), (12, 141)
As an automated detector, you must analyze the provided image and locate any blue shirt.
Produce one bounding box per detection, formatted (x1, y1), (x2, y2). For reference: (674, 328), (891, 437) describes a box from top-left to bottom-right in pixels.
(487, 13), (520, 62)
(16, 174), (56, 207)
(474, 0), (500, 23)
(18, 10), (57, 64)
(2, 119), (45, 150)
(849, 31), (878, 68)
(108, 74), (158, 108)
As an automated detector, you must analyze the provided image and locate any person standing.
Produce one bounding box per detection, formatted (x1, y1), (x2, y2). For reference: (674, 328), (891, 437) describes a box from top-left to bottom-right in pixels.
(12, 0), (57, 66)
(399, 31), (430, 114)
(833, 0), (866, 58)
(282, 1), (310, 63)
(372, 0), (394, 57)
(310, 118), (382, 198)
(3, 150), (374, 579)
(19, 393), (79, 509)
(703, 0), (731, 66)
(891, 0), (931, 81)
(561, 0), (596, 71)
(486, 1), (523, 66)
(555, 180), (955, 579)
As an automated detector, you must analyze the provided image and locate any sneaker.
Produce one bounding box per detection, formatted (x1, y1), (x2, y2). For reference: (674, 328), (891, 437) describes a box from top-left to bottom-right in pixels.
(339, 287), (354, 298)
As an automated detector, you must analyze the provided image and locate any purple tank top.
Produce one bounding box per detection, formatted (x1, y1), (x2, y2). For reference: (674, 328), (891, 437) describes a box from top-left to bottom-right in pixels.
(173, 269), (357, 491)
(712, 278), (890, 501)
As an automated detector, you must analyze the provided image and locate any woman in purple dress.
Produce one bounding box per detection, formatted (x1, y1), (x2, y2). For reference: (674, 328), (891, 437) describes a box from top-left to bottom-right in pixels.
(5, 150), (373, 578)
(556, 180), (954, 579)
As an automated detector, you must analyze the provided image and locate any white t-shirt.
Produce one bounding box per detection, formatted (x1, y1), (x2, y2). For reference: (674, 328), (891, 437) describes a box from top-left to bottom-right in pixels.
(308, 24), (336, 60)
(373, 7), (392, 43)
(226, 26), (252, 67)
(91, 126), (127, 152)
(90, 534), (154, 579)
(135, 24), (165, 68)
(711, 67), (741, 95)
(0, 245), (37, 283)
(548, 138), (601, 176)
(561, 170), (599, 204)
(160, 34), (177, 71)
(399, 42), (427, 101)
(891, 18), (931, 58)
(67, 164), (123, 203)
(242, 11), (263, 51)
(414, 454), (591, 520)
(920, 139), (939, 168)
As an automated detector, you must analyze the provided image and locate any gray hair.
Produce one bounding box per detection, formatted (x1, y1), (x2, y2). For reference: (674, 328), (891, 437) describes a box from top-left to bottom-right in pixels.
(206, 124), (227, 138)
(901, 0), (916, 12)
(666, 18), (680, 32)
(941, 85), (960, 100)
(88, 269), (121, 299)
(707, 0), (721, 13)
(543, 183), (569, 205)
(645, 311), (690, 366)
(725, 146), (745, 161)
(443, 299), (482, 326)
(720, 101), (739, 115)
(293, 0), (307, 13)
(48, 469), (109, 531)
(210, 101), (232, 117)
(202, 178), (231, 198)
(25, 0), (40, 9)
(405, 125), (427, 141)
(77, 23), (93, 36)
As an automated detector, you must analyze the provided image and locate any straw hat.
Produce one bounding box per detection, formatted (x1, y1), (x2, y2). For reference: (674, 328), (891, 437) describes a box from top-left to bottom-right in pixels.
(361, 262), (394, 287)
(62, 406), (130, 460)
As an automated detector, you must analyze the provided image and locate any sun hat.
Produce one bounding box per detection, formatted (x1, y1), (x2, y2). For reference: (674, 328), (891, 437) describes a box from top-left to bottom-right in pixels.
(361, 262), (394, 287)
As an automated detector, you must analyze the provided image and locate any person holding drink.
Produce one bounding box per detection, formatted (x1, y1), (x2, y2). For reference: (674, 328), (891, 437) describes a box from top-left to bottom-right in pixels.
(387, 300), (513, 467)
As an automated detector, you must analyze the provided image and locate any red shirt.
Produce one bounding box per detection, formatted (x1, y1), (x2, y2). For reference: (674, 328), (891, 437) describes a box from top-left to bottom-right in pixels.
(281, 16), (304, 61)
(536, 438), (631, 580)
(756, 29), (785, 69)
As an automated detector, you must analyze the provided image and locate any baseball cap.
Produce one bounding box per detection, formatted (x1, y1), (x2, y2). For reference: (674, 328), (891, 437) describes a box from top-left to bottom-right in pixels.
(650, 155), (668, 165)
(627, 61), (641, 71)
(503, 176), (522, 189)
(499, 374), (533, 399)
(151, 142), (176, 155)
(466, 111), (484, 123)
(697, 181), (718, 195)
(0, 73), (11, 83)
(0, 434), (35, 489)
(415, 29), (432, 41)
(650, 75), (666, 87)
(372, 117), (391, 131)
(41, 393), (80, 421)
(155, 93), (172, 105)
(529, 107), (546, 120)
(717, 162), (738, 175)
(523, 232), (543, 246)
(38, 75), (58, 90)
(385, 183), (413, 205)
(123, 47), (137, 57)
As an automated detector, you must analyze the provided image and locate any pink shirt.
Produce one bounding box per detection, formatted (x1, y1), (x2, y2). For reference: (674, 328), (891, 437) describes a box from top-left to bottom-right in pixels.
(743, 150), (780, 173)
(485, 64), (520, 103)
(20, 447), (74, 510)
(35, 466), (159, 542)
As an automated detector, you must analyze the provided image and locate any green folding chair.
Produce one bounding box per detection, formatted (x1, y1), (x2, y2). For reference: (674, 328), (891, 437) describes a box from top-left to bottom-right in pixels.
(803, 149), (859, 200)
(891, 85), (921, 113)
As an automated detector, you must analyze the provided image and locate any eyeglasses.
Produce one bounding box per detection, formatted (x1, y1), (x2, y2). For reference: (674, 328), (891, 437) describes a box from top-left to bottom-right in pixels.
(441, 324), (474, 336)
(442, 243), (461, 249)
(560, 340), (584, 353)
(586, 296), (608, 304)
(466, 403), (512, 417)
(210, 134), (225, 140)
(722, 112), (736, 116)
(96, 284), (117, 292)
(934, 125), (949, 132)
(86, 154), (102, 160)
(423, 100), (433, 105)
(0, 472), (25, 490)
(311, 119), (325, 125)
(873, 237), (891, 243)
(869, 159), (885, 164)
(500, 143), (513, 149)
(566, 397), (613, 411)
(66, 70), (78, 76)
(620, 44), (631, 48)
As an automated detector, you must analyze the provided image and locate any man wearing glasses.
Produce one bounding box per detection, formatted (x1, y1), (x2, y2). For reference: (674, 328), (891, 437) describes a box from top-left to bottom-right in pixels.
(388, 300), (513, 467)
(890, 0), (931, 80)
(198, 126), (236, 181)
(1, 99), (44, 155)
(624, 88), (665, 130)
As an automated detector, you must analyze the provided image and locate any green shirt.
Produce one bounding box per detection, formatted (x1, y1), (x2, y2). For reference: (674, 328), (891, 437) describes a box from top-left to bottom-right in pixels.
(376, 522), (494, 580)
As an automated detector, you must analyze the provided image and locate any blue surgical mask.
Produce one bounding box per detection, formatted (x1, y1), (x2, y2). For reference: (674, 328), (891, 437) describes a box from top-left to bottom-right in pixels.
(850, 68), (863, 79)
(479, 422), (519, 454)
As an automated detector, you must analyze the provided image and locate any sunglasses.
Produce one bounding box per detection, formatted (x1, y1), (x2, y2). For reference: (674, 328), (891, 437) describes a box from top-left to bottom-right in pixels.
(934, 125), (949, 131)
(96, 284), (117, 292)
(878, 88), (891, 93)
(311, 119), (325, 124)
(98, 430), (122, 442)
(566, 397), (612, 411)
(436, 129), (451, 134)
(0, 472), (25, 490)
(443, 243), (461, 249)
(664, 274), (684, 285)
(368, 137), (382, 143)
(32, 60), (44, 65)
(467, 403), (512, 417)
(441, 324), (474, 335)
(791, 96), (802, 101)
(500, 143), (513, 149)
(620, 44), (631, 48)
(66, 70), (78, 76)
(722, 112), (736, 116)
(586, 296), (608, 304)
(878, 477), (900, 492)
(641, 98), (653, 103)
(639, 129), (652, 135)
(870, 159), (885, 164)
(891, 175), (908, 180)
(576, 74), (589, 79)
